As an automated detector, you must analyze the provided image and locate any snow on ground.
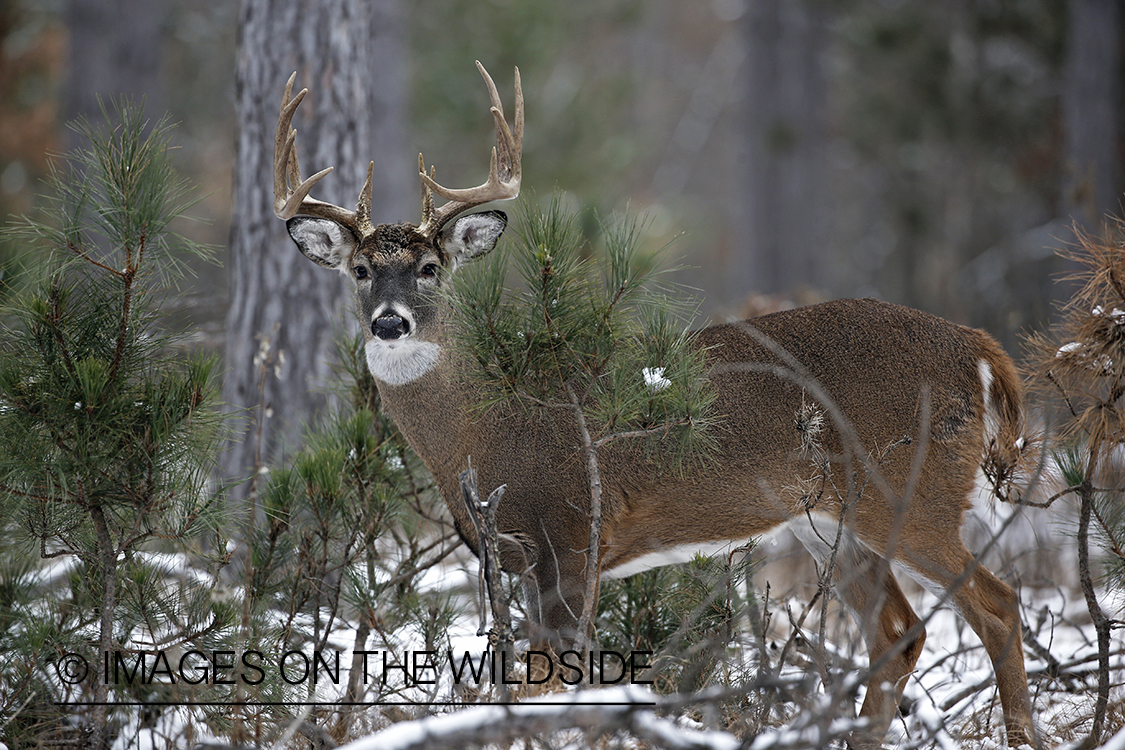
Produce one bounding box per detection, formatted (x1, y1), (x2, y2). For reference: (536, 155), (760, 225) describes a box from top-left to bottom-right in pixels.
(315, 528), (1124, 749)
(104, 512), (1124, 749)
(893, 586), (1124, 748)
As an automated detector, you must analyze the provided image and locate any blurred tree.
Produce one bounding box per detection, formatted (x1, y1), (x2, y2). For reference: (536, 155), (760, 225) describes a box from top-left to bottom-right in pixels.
(0, 1), (63, 301)
(0, 1), (60, 200)
(826, 1), (1069, 347)
(221, 0), (411, 503)
(1062, 0), (1121, 226)
(63, 0), (167, 146)
(736, 0), (831, 297)
(55, 0), (239, 353)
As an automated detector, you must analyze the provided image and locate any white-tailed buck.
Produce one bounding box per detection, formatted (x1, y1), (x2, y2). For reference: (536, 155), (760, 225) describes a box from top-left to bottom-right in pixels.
(273, 63), (1035, 747)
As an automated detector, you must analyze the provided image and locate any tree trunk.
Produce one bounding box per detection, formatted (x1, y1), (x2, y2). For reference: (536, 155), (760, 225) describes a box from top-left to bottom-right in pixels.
(736, 0), (830, 297)
(221, 0), (410, 502)
(1062, 0), (1122, 227)
(89, 501), (117, 750)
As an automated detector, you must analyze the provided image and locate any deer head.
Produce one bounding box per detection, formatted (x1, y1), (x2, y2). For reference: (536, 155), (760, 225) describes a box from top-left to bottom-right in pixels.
(273, 62), (523, 385)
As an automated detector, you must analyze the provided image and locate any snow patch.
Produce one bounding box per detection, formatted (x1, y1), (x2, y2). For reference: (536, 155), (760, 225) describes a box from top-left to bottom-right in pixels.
(642, 366), (671, 392)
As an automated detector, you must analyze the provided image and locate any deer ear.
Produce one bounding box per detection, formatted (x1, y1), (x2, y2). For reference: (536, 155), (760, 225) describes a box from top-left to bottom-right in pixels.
(442, 211), (507, 269)
(287, 217), (357, 271)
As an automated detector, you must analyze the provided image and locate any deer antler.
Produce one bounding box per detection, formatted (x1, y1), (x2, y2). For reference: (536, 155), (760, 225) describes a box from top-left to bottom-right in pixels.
(274, 72), (376, 238)
(417, 61), (523, 239)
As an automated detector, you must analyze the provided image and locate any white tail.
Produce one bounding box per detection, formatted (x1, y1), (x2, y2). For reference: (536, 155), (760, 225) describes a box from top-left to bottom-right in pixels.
(271, 63), (1035, 748)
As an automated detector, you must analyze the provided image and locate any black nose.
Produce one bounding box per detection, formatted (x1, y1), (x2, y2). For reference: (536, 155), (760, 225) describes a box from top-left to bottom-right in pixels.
(373, 313), (409, 340)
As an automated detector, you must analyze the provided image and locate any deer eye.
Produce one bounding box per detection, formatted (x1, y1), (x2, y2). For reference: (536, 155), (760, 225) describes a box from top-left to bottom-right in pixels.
(419, 263), (438, 278)
(354, 266), (368, 280)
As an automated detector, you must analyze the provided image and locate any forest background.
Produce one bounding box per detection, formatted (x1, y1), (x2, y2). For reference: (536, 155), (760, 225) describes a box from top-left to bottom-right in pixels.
(1, 0), (1120, 472)
(0, 0), (1122, 746)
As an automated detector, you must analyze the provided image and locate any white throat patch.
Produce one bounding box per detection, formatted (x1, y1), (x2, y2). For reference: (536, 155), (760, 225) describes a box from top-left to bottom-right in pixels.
(365, 339), (441, 385)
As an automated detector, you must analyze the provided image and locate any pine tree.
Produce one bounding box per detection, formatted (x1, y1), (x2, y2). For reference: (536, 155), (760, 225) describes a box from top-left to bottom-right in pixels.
(0, 105), (225, 747)
(446, 195), (716, 643)
(1027, 220), (1125, 745)
(225, 333), (456, 741)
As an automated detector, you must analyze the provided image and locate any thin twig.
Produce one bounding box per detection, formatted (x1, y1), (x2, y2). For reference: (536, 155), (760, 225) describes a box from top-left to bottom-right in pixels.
(568, 383), (604, 652)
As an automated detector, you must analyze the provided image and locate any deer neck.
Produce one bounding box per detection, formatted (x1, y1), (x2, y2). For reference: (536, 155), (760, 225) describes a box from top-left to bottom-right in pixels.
(372, 333), (487, 552)
(370, 326), (476, 485)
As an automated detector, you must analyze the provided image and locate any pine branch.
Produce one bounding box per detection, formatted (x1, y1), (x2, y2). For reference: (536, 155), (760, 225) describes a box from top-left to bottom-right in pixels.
(592, 417), (693, 449)
(64, 238), (125, 278)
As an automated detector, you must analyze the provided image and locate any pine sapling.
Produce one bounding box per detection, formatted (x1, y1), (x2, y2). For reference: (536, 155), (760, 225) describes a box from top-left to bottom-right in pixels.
(446, 196), (716, 649)
(0, 104), (223, 746)
(1027, 219), (1125, 745)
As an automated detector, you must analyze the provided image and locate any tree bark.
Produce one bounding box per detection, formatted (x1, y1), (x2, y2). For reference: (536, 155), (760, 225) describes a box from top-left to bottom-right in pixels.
(221, 0), (410, 501)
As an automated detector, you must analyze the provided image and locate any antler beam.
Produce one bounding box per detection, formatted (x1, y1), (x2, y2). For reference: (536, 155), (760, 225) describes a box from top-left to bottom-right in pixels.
(417, 61), (523, 239)
(273, 72), (375, 237)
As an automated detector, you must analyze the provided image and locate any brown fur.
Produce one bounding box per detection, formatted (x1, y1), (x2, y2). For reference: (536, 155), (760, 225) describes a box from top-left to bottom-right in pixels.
(373, 296), (1035, 748)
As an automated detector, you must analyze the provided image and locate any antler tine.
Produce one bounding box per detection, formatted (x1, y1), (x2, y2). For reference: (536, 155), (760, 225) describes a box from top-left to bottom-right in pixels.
(273, 72), (360, 232)
(481, 62), (523, 183)
(417, 62), (523, 238)
(356, 161), (375, 236)
(419, 153), (437, 227)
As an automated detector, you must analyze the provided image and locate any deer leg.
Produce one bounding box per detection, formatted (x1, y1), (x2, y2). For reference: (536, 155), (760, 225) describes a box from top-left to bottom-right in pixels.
(902, 544), (1035, 748)
(526, 530), (589, 650)
(792, 519), (925, 747)
(952, 565), (1034, 748)
(495, 536), (547, 647)
(834, 549), (926, 748)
